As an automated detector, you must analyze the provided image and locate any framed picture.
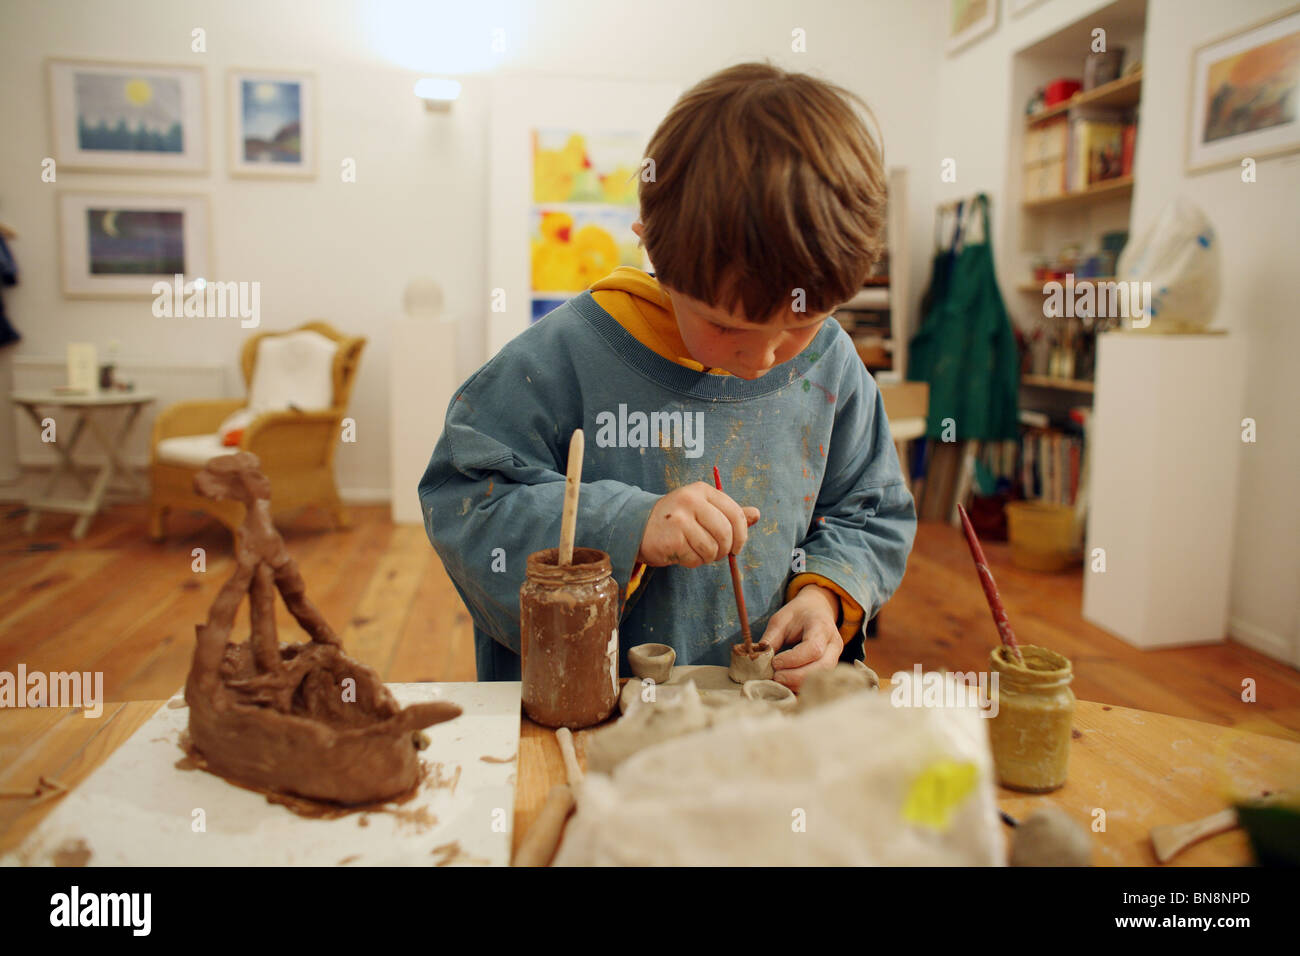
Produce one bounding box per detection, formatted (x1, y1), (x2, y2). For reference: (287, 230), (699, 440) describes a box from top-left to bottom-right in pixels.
(486, 75), (682, 357)
(1187, 6), (1300, 173)
(228, 69), (317, 178)
(58, 192), (211, 298)
(47, 58), (207, 173)
(1010, 0), (1048, 16)
(530, 129), (647, 323)
(947, 0), (998, 56)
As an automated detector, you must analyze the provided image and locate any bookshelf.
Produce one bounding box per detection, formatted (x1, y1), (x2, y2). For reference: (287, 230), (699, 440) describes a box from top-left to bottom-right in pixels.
(835, 166), (910, 380)
(1021, 374), (1095, 394)
(1022, 175), (1134, 211)
(998, 0), (1149, 537)
(1008, 0), (1148, 400)
(1025, 69), (1143, 126)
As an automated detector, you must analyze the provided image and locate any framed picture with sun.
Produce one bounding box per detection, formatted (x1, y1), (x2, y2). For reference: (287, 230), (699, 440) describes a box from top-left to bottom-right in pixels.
(228, 69), (317, 178)
(47, 59), (208, 174)
(58, 191), (211, 299)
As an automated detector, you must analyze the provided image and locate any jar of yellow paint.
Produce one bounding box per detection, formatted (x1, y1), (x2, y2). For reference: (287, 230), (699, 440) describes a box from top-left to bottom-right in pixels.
(988, 645), (1075, 792)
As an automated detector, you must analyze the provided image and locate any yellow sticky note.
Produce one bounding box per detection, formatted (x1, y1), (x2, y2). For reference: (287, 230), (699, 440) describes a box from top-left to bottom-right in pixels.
(902, 760), (978, 831)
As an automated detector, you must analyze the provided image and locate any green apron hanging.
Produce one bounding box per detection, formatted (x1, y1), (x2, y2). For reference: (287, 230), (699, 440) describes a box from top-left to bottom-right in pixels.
(908, 193), (1019, 441)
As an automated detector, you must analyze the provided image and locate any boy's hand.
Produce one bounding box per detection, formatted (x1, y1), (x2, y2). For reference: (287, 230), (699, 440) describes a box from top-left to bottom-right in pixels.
(637, 482), (760, 568)
(766, 585), (843, 692)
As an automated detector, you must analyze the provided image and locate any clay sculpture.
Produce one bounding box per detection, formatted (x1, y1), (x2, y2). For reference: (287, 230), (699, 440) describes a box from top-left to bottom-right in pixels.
(728, 641), (775, 683)
(742, 679), (797, 711)
(184, 453), (461, 805)
(628, 643), (676, 684)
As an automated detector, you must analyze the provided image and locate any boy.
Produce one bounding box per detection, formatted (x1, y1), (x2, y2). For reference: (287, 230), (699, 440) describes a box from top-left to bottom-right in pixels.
(420, 62), (916, 690)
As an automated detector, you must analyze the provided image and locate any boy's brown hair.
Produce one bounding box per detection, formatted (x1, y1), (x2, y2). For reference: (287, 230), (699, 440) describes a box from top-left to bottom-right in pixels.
(638, 61), (887, 323)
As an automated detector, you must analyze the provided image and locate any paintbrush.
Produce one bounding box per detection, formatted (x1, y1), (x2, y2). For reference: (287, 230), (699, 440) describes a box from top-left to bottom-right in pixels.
(558, 430), (584, 566)
(957, 503), (1024, 665)
(713, 465), (753, 653)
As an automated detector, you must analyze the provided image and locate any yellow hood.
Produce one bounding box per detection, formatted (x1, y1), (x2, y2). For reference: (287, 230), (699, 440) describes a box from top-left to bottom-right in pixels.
(589, 267), (727, 375)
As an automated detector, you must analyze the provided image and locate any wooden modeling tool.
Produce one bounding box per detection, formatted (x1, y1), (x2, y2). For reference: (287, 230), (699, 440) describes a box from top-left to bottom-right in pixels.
(713, 465), (752, 652)
(559, 429), (584, 566)
(1150, 808), (1238, 863)
(555, 727), (584, 789)
(512, 727), (585, 867)
(957, 503), (1024, 665)
(512, 784), (575, 867)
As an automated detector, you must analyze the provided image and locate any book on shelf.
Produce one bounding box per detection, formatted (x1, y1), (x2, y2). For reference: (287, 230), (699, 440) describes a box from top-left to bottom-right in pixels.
(1018, 426), (1085, 506)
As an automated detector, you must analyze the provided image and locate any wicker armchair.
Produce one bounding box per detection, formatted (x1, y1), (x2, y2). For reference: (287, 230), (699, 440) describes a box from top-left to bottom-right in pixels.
(149, 321), (365, 540)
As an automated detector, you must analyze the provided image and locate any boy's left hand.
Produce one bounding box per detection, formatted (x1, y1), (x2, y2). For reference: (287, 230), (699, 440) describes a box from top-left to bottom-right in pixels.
(764, 585), (843, 692)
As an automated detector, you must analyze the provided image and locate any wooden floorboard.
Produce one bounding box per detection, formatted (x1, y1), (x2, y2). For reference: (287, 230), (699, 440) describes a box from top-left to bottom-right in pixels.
(1, 503), (1296, 740)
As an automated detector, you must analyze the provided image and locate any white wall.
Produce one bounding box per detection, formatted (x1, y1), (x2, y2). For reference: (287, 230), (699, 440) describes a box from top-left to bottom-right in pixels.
(0, 0), (492, 500)
(0, 0), (942, 502)
(1133, 0), (1300, 666)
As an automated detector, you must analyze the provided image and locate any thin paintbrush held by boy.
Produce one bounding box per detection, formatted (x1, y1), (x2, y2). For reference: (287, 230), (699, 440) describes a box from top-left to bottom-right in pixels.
(420, 61), (916, 690)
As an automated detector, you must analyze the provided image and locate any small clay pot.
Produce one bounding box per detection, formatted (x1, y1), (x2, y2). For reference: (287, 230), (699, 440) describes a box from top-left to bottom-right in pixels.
(742, 679), (796, 712)
(728, 642), (774, 683)
(628, 643), (675, 684)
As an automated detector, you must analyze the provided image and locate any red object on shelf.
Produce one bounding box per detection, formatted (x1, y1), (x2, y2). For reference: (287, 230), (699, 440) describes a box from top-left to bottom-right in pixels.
(1045, 79), (1082, 107)
(1121, 123), (1137, 176)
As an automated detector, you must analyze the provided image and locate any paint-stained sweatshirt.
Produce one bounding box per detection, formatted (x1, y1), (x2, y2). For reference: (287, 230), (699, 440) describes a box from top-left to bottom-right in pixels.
(418, 285), (917, 673)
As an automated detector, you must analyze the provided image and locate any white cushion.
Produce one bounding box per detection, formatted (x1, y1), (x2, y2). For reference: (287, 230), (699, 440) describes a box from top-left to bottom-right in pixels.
(156, 433), (229, 468)
(246, 330), (336, 414)
(216, 407), (257, 443)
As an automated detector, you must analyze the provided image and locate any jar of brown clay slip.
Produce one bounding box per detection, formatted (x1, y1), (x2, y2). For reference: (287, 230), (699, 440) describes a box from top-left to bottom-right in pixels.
(520, 547), (619, 729)
(987, 645), (1075, 792)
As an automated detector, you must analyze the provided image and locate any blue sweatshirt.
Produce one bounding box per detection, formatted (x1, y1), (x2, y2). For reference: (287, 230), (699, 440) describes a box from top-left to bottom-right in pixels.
(418, 291), (916, 674)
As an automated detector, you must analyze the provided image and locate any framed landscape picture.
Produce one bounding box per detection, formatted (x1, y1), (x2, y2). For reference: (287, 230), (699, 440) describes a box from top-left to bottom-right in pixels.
(47, 59), (207, 173)
(228, 69), (317, 178)
(1187, 6), (1300, 172)
(58, 192), (211, 298)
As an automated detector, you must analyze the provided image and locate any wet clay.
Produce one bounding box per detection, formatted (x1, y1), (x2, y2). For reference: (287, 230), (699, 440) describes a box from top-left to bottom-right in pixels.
(520, 547), (619, 729)
(742, 679), (797, 712)
(728, 642), (774, 683)
(987, 644), (1075, 793)
(797, 661), (878, 710)
(184, 453), (461, 806)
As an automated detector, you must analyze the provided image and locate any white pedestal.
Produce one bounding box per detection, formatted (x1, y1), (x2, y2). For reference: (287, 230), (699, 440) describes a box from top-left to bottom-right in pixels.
(1082, 332), (1245, 649)
(389, 317), (458, 525)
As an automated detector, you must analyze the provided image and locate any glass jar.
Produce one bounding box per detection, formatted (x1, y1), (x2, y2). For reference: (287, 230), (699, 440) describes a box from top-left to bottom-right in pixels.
(520, 547), (619, 729)
(987, 644), (1075, 792)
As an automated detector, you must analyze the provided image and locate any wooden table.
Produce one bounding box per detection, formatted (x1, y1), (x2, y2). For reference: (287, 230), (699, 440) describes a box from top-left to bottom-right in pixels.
(3, 696), (1296, 865)
(11, 388), (155, 540)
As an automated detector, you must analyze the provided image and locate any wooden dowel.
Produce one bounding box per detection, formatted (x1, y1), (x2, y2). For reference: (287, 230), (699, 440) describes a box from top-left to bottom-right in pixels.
(559, 429), (584, 566)
(512, 784), (575, 867)
(556, 727), (583, 789)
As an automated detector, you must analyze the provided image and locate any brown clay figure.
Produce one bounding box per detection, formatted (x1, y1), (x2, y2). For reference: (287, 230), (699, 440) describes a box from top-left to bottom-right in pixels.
(184, 452), (461, 806)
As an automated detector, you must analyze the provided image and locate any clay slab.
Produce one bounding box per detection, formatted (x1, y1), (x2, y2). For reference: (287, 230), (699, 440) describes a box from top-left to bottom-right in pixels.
(619, 664), (746, 713)
(6, 683), (521, 867)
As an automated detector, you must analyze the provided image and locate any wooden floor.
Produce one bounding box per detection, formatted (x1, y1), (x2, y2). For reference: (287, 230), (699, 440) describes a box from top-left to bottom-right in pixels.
(3, 502), (1298, 741)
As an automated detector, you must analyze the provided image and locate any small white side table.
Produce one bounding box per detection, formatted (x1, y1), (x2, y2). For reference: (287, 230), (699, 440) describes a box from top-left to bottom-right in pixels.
(11, 388), (156, 540)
